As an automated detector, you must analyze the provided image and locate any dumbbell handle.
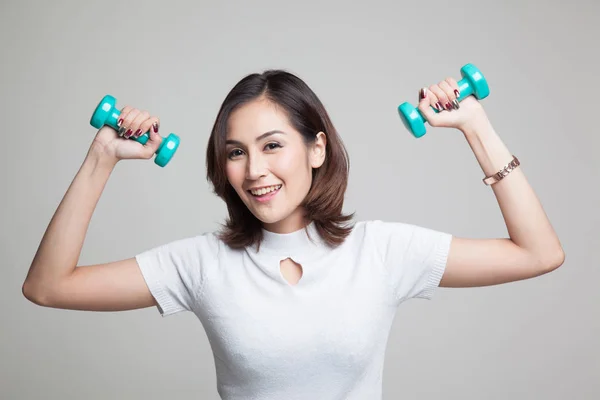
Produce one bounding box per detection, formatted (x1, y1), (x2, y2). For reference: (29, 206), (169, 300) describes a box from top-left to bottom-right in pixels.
(100, 106), (160, 146)
(430, 74), (477, 114)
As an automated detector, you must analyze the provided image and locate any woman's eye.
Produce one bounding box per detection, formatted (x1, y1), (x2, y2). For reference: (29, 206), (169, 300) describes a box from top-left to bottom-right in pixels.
(228, 144), (280, 159)
(228, 149), (243, 159)
(265, 143), (281, 150)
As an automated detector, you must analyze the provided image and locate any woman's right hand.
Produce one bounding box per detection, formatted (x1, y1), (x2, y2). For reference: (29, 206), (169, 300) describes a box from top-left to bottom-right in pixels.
(91, 106), (163, 163)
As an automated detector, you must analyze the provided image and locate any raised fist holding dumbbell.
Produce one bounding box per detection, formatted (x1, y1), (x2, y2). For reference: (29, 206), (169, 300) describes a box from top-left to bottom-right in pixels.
(398, 63), (490, 138)
(90, 95), (180, 167)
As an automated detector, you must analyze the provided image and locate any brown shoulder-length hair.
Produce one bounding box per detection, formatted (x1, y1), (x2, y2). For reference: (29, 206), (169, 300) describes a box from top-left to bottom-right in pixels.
(206, 69), (354, 250)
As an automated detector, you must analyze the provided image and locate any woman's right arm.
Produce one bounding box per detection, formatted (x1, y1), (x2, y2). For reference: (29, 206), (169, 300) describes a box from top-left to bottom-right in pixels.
(23, 107), (163, 312)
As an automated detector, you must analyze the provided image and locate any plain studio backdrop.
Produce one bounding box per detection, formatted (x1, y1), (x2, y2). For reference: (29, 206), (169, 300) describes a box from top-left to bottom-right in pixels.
(1, 0), (598, 399)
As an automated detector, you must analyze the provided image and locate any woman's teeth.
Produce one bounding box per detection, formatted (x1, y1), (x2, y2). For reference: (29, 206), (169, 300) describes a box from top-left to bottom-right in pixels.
(250, 184), (282, 196)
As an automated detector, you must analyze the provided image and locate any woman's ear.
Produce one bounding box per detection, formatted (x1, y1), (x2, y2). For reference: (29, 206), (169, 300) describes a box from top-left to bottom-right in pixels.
(310, 131), (327, 168)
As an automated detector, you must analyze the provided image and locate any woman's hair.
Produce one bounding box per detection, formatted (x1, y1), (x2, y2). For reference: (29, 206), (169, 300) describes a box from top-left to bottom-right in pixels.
(206, 69), (354, 250)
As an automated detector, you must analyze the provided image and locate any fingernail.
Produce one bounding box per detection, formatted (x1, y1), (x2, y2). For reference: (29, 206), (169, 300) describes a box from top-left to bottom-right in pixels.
(125, 128), (132, 138)
(117, 118), (123, 127)
(452, 99), (460, 109)
(134, 129), (142, 138)
(435, 102), (443, 111)
(153, 122), (159, 133)
(454, 89), (460, 98)
(419, 88), (427, 100)
(118, 126), (127, 137)
(445, 102), (452, 110)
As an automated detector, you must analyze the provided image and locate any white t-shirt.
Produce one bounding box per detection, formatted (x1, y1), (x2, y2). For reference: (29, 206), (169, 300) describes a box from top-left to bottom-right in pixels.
(135, 220), (452, 399)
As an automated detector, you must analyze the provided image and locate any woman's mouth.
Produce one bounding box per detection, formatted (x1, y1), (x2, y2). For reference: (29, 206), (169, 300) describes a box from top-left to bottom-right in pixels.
(248, 184), (282, 203)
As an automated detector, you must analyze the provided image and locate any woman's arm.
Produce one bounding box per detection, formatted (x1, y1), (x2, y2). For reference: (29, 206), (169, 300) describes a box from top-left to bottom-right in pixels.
(23, 109), (164, 309)
(442, 114), (564, 287)
(23, 143), (117, 299)
(417, 83), (564, 288)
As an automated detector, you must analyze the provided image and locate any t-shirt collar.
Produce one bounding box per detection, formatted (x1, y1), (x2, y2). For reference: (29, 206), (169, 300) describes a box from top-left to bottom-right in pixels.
(258, 220), (325, 256)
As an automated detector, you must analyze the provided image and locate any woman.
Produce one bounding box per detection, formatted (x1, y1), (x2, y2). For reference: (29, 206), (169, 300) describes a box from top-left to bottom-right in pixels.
(22, 69), (564, 399)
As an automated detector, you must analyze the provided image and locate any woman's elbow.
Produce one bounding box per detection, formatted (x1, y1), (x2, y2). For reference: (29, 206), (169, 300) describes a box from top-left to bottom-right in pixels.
(22, 279), (51, 307)
(542, 247), (565, 272)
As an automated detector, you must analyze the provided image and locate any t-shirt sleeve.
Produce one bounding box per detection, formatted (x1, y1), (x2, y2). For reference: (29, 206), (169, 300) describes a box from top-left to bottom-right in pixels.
(134, 233), (219, 317)
(367, 220), (453, 304)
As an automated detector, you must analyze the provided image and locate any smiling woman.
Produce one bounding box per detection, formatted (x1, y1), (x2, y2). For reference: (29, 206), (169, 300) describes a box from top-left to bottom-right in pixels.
(205, 70), (355, 248)
(23, 68), (564, 400)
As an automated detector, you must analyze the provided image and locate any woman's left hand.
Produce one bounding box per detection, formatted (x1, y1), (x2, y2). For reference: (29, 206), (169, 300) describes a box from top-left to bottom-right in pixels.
(417, 77), (489, 133)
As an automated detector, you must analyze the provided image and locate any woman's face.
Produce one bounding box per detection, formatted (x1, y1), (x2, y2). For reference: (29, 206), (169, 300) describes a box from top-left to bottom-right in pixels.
(225, 98), (326, 234)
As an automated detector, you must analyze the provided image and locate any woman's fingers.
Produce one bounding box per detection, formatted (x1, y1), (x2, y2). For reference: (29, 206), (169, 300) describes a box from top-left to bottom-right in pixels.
(127, 110), (150, 139)
(439, 79), (460, 110)
(138, 116), (159, 140)
(140, 117), (162, 158)
(118, 106), (140, 138)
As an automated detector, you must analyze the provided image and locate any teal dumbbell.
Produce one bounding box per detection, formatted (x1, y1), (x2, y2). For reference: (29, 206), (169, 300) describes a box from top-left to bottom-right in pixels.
(398, 63), (490, 138)
(90, 95), (180, 167)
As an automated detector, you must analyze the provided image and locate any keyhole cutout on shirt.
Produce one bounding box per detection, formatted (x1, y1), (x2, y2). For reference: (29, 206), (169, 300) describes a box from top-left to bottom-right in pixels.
(279, 258), (303, 286)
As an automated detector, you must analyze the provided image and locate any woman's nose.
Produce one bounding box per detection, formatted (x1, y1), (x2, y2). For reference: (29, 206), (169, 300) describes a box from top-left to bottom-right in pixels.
(246, 154), (268, 180)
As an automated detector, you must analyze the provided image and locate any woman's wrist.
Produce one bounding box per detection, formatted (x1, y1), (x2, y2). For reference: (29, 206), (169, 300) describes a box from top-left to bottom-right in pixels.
(87, 141), (119, 170)
(459, 112), (493, 139)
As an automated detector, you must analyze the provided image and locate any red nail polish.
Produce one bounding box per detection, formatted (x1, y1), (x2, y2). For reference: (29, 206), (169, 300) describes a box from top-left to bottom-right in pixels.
(419, 88), (427, 100)
(117, 118), (123, 127)
(153, 123), (159, 133)
(134, 129), (142, 137)
(454, 89), (460, 97)
(125, 129), (132, 138)
(445, 103), (452, 110)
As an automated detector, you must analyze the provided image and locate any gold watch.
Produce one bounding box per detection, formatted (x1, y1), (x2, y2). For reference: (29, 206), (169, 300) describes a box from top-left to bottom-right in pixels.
(483, 155), (520, 186)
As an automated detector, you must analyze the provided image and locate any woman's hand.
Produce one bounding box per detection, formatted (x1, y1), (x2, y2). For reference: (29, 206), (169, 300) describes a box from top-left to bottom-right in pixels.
(417, 77), (489, 134)
(90, 106), (163, 163)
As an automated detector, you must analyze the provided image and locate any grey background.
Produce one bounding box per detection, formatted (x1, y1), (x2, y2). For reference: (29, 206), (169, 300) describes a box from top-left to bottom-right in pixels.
(1, 0), (598, 398)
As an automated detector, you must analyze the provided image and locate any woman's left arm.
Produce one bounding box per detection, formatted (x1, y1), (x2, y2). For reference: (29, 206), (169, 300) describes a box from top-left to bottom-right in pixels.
(417, 81), (565, 288)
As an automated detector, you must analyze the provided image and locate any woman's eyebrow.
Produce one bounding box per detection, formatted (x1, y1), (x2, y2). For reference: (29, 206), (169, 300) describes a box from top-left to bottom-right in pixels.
(226, 130), (286, 146)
